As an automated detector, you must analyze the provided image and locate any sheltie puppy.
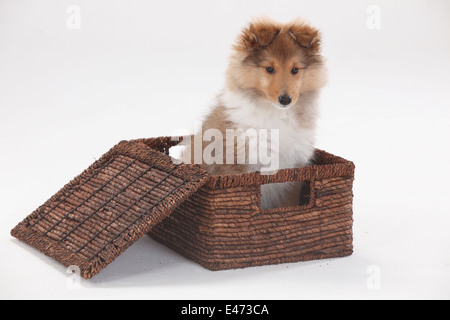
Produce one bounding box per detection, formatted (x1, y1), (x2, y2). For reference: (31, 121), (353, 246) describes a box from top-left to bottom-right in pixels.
(180, 17), (327, 209)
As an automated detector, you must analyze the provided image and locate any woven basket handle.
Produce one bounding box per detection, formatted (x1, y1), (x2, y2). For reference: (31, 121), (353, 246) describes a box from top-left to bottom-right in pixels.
(259, 166), (315, 185)
(258, 167), (316, 209)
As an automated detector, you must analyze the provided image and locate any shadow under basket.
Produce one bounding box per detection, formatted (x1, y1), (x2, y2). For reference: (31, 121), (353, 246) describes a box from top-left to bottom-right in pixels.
(11, 136), (355, 279)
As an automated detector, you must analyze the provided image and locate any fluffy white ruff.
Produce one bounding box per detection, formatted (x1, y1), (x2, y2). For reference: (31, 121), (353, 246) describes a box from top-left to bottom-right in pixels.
(219, 88), (316, 171)
(220, 88), (317, 209)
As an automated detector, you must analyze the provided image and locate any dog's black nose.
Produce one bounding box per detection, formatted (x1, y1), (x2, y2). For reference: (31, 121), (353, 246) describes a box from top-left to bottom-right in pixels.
(278, 95), (292, 106)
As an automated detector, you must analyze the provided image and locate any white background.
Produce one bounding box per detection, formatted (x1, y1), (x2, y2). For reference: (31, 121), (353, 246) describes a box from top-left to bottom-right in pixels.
(1, 0), (449, 299)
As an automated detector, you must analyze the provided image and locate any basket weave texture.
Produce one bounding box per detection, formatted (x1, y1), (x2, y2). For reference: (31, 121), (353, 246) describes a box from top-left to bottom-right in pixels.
(138, 137), (356, 271)
(10, 140), (208, 279)
(11, 136), (355, 278)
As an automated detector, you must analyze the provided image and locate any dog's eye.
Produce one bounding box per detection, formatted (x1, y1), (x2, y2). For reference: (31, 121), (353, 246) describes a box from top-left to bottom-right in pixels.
(266, 66), (275, 74)
(291, 67), (299, 75)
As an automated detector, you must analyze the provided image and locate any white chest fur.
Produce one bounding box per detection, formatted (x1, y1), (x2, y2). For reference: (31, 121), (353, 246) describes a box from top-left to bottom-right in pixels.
(220, 89), (316, 172)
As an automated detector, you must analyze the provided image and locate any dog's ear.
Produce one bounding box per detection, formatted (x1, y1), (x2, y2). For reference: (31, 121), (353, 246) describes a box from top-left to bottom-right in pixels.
(288, 24), (321, 53)
(239, 22), (281, 51)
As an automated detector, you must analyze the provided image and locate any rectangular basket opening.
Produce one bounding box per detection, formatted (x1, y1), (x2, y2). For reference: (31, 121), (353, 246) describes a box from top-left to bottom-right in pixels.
(260, 180), (312, 210)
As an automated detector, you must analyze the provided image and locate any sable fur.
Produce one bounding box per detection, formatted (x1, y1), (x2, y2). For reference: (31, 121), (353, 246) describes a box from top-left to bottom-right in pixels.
(181, 17), (327, 209)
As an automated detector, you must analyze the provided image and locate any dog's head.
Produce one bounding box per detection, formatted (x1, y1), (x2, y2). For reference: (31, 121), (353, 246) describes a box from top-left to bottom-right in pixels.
(228, 17), (326, 110)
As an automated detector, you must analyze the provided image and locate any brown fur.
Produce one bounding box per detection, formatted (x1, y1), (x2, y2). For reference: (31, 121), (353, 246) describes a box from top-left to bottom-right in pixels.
(182, 17), (327, 207)
(185, 106), (251, 175)
(227, 17), (325, 107)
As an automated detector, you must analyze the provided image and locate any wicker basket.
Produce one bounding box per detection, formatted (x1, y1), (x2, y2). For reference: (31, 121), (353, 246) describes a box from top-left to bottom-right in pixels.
(139, 137), (355, 271)
(11, 136), (355, 279)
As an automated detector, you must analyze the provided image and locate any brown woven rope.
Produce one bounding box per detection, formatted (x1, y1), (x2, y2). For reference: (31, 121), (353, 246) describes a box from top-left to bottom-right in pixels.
(11, 136), (355, 277)
(137, 137), (355, 271)
(10, 140), (209, 279)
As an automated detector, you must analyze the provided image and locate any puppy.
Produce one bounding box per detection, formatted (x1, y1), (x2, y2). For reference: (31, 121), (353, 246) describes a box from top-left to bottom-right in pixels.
(181, 17), (327, 209)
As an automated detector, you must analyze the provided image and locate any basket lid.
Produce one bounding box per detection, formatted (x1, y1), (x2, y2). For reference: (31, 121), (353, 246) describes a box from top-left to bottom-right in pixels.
(11, 140), (209, 279)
